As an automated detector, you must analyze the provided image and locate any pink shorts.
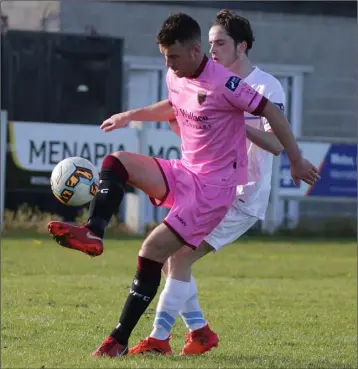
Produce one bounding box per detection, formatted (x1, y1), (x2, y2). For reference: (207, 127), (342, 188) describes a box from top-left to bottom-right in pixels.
(150, 158), (236, 249)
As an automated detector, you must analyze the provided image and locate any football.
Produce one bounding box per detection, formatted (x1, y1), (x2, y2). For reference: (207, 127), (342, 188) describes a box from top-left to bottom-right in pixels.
(50, 157), (99, 206)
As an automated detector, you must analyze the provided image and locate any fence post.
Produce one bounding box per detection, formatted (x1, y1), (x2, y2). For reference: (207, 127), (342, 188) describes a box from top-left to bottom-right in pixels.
(124, 122), (148, 235)
(0, 110), (8, 232)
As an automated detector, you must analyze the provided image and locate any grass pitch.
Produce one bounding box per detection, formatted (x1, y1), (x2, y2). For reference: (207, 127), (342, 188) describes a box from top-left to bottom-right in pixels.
(1, 235), (356, 368)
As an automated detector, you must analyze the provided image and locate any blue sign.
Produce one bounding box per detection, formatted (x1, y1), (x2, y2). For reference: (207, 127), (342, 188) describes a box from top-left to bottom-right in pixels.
(310, 144), (356, 197)
(279, 143), (357, 198)
(280, 149), (303, 190)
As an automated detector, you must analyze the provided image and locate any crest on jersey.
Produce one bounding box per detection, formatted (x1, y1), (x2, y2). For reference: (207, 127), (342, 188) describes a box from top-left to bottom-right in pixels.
(197, 90), (207, 105)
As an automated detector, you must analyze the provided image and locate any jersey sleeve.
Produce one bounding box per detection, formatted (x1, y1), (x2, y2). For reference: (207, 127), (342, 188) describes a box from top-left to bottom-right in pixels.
(221, 76), (268, 116)
(262, 88), (286, 132)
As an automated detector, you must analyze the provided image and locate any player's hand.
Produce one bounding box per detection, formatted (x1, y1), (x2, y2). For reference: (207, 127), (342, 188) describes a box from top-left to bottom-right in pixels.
(100, 112), (131, 132)
(290, 157), (320, 187)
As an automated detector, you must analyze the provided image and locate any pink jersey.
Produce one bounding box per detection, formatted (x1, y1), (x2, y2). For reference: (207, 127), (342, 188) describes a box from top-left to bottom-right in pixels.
(167, 55), (267, 187)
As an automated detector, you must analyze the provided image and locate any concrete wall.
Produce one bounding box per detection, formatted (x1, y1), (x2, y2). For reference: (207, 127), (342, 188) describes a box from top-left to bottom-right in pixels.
(1, 1), (59, 32)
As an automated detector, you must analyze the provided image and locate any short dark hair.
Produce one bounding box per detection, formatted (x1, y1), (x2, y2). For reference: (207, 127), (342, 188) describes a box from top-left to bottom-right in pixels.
(214, 9), (255, 53)
(156, 12), (201, 47)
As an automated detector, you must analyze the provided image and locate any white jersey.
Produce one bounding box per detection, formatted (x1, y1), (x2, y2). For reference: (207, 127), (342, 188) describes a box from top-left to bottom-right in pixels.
(233, 67), (285, 220)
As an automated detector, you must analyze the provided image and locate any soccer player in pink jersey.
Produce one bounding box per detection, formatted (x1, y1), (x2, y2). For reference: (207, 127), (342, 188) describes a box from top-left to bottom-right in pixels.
(47, 13), (318, 357)
(128, 9), (293, 356)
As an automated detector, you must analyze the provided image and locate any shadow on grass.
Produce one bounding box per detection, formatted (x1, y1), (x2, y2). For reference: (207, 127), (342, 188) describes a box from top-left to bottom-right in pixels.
(2, 231), (355, 245)
(1, 232), (144, 242)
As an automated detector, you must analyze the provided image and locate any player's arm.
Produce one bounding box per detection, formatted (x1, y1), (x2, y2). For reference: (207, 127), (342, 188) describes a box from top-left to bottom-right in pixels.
(222, 76), (319, 185)
(223, 76), (300, 160)
(245, 125), (283, 156)
(101, 99), (175, 132)
(126, 99), (175, 122)
(258, 100), (302, 160)
(247, 90), (285, 155)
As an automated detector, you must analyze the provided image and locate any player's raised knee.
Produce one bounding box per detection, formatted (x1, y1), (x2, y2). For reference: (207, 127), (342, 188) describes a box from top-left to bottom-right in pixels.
(110, 151), (133, 168)
(101, 153), (129, 182)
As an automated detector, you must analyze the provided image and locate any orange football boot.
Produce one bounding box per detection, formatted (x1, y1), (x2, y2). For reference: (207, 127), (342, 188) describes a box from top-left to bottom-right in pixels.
(180, 324), (219, 355)
(128, 336), (172, 355)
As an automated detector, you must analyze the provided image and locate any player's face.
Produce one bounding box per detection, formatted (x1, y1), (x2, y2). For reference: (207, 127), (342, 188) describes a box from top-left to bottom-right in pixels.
(159, 41), (200, 78)
(209, 25), (238, 68)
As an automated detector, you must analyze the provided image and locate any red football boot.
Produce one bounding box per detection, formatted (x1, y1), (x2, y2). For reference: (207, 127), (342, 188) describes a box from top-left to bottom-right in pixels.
(91, 336), (128, 358)
(47, 221), (103, 257)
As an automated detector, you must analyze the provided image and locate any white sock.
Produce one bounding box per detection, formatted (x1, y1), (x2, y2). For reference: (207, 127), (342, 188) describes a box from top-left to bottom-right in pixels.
(150, 277), (191, 340)
(179, 276), (207, 331)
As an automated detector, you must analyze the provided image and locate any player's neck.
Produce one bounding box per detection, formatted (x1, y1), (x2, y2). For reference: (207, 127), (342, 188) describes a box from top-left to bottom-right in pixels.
(229, 55), (254, 79)
(189, 53), (207, 78)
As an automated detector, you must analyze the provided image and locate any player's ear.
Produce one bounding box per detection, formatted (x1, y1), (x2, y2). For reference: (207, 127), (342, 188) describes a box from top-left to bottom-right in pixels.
(237, 41), (247, 56)
(191, 42), (201, 57)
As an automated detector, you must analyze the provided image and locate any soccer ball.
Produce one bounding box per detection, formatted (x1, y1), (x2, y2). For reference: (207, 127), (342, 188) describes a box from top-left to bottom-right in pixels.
(51, 157), (99, 206)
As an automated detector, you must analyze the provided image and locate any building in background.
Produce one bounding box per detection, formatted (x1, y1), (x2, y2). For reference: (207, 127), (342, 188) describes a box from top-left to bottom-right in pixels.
(1, 1), (356, 230)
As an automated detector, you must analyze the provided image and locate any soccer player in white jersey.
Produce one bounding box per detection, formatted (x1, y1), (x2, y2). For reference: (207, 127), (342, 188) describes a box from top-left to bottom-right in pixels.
(129, 9), (290, 356)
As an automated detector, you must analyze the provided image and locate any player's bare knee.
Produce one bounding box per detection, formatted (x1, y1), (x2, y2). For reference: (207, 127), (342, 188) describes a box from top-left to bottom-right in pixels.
(140, 231), (175, 263)
(168, 254), (192, 281)
(162, 260), (169, 276)
(169, 242), (212, 276)
(139, 238), (170, 263)
(139, 223), (185, 263)
(111, 151), (130, 169)
(106, 151), (130, 177)
(112, 150), (128, 160)
(168, 248), (194, 273)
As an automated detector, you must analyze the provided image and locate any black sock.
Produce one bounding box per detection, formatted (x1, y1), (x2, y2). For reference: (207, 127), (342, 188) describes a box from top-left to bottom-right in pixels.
(86, 155), (128, 238)
(110, 256), (163, 346)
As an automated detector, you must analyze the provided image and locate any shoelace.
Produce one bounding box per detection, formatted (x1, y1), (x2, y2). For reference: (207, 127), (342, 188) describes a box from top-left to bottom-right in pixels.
(134, 335), (172, 352)
(184, 332), (195, 344)
(136, 339), (150, 349)
(130, 339), (160, 354)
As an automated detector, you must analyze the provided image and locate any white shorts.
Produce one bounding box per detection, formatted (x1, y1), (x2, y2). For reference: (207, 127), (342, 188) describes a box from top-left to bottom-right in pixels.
(204, 205), (258, 251)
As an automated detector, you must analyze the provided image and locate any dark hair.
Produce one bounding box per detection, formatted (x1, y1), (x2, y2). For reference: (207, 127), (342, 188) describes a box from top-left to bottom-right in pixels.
(156, 12), (201, 47)
(214, 9), (255, 54)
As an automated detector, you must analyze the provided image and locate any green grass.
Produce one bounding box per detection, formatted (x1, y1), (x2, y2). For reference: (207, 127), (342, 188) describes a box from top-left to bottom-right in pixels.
(1, 236), (356, 368)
